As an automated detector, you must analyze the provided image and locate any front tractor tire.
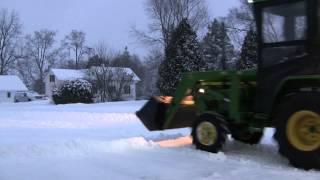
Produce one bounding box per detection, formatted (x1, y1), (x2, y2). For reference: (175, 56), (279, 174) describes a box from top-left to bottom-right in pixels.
(192, 114), (227, 153)
(274, 93), (320, 170)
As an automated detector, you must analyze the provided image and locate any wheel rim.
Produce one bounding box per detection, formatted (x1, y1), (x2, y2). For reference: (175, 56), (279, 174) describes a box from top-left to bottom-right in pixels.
(286, 110), (320, 152)
(196, 121), (217, 146)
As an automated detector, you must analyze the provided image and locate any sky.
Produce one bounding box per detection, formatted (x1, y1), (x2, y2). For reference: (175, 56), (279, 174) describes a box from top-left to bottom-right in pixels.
(0, 0), (240, 57)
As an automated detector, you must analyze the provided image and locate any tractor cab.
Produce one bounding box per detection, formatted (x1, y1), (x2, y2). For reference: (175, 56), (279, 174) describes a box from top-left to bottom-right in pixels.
(252, 0), (320, 114)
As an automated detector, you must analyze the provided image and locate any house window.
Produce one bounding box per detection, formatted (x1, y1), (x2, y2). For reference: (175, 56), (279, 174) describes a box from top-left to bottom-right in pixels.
(7, 92), (11, 98)
(124, 85), (130, 94)
(50, 75), (55, 82)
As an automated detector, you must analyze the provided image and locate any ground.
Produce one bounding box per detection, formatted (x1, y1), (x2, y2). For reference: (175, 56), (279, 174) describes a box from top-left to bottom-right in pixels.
(0, 100), (319, 180)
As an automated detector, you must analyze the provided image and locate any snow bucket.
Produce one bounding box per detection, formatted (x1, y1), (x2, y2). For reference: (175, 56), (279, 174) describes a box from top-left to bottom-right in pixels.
(136, 97), (197, 131)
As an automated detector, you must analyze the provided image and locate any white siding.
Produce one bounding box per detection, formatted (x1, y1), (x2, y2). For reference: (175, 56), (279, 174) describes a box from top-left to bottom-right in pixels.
(130, 82), (137, 100)
(0, 91), (15, 103)
(45, 72), (64, 97)
(0, 75), (28, 103)
(45, 72), (54, 97)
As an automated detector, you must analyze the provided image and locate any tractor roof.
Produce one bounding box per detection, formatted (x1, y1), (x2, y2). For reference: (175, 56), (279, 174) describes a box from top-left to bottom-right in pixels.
(248, 0), (300, 3)
(248, 0), (269, 3)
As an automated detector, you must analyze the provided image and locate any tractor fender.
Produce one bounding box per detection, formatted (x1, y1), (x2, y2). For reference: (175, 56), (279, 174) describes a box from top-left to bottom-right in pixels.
(271, 75), (320, 116)
(197, 112), (230, 134)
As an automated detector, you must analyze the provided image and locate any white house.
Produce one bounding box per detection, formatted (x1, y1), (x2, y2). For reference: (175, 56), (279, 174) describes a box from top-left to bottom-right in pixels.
(45, 69), (86, 98)
(0, 75), (28, 103)
(45, 67), (140, 101)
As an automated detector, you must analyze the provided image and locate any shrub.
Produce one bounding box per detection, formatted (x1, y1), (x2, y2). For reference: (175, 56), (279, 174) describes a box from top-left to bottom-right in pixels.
(52, 79), (93, 104)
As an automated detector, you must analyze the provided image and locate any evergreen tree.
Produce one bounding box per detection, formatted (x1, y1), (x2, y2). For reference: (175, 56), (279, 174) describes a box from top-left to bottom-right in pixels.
(157, 19), (205, 95)
(112, 46), (131, 67)
(202, 19), (235, 70)
(237, 29), (258, 70)
(87, 55), (106, 68)
(52, 79), (93, 105)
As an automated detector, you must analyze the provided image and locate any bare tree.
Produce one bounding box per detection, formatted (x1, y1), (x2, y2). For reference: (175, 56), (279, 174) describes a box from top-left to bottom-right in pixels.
(87, 42), (116, 68)
(224, 0), (255, 49)
(24, 29), (58, 93)
(89, 66), (134, 102)
(112, 68), (134, 101)
(15, 40), (34, 88)
(89, 66), (111, 102)
(0, 9), (22, 75)
(132, 0), (209, 48)
(143, 49), (163, 97)
(94, 41), (114, 64)
(63, 30), (88, 69)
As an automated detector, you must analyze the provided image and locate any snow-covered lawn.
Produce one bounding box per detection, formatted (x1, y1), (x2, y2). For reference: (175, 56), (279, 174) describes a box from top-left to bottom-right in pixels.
(0, 101), (319, 180)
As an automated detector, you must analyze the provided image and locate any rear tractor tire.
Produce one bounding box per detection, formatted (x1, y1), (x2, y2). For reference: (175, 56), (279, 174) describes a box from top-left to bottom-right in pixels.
(274, 93), (320, 170)
(192, 114), (228, 153)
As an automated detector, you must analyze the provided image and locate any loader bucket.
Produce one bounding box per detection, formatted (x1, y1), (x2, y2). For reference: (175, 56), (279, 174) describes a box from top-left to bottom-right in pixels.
(136, 97), (197, 131)
(136, 97), (168, 131)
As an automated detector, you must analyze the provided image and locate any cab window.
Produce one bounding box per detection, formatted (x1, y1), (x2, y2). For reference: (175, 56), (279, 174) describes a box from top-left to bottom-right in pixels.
(262, 1), (307, 43)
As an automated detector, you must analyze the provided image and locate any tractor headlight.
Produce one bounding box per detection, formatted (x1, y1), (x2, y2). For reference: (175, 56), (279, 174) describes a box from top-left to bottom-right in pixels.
(199, 88), (205, 94)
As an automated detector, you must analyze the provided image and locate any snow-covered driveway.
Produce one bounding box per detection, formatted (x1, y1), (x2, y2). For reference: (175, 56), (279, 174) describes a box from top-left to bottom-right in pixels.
(0, 101), (319, 180)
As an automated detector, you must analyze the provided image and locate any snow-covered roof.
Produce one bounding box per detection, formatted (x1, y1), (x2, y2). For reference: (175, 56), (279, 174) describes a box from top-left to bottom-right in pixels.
(0, 75), (28, 91)
(90, 67), (140, 81)
(51, 67), (140, 81)
(51, 69), (86, 81)
(123, 68), (140, 81)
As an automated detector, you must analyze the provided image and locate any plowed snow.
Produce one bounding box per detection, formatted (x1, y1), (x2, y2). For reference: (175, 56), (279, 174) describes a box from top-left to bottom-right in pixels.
(0, 101), (319, 180)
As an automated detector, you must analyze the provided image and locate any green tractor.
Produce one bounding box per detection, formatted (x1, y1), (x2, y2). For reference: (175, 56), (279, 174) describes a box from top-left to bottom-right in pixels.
(137, 0), (320, 170)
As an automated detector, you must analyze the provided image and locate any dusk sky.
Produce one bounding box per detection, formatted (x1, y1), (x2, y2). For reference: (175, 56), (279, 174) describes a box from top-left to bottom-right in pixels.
(0, 0), (239, 56)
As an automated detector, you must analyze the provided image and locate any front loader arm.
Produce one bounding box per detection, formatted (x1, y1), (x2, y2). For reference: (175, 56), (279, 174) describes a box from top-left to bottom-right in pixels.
(163, 71), (235, 129)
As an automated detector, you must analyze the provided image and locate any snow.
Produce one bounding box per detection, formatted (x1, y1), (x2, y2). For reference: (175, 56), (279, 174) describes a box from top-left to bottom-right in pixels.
(90, 66), (141, 81)
(52, 67), (140, 81)
(0, 75), (28, 91)
(51, 69), (87, 81)
(0, 101), (319, 180)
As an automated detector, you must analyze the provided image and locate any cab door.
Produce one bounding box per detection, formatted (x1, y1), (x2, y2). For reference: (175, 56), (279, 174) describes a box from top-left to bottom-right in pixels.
(254, 0), (313, 114)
